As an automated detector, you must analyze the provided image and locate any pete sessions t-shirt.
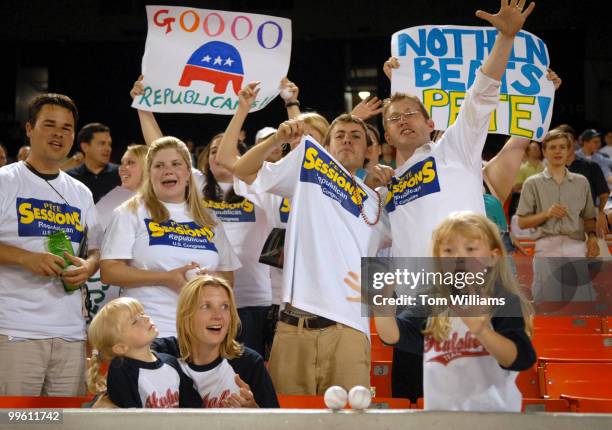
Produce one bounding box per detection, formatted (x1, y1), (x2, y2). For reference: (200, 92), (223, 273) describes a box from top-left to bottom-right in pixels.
(384, 70), (501, 257)
(0, 161), (96, 340)
(236, 137), (391, 335)
(203, 183), (276, 308)
(101, 200), (240, 336)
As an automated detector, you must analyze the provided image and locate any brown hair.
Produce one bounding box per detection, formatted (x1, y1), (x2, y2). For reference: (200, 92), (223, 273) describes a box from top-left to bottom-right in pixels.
(322, 113), (372, 148)
(541, 129), (572, 151)
(28, 93), (79, 126)
(176, 275), (242, 363)
(382, 93), (430, 130)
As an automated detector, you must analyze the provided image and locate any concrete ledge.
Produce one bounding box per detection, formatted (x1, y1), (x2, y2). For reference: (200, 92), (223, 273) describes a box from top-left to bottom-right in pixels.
(2, 408), (611, 430)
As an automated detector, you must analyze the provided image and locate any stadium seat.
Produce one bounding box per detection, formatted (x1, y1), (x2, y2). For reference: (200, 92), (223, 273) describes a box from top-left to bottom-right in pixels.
(370, 359), (392, 398)
(533, 333), (612, 362)
(0, 396), (93, 408)
(533, 316), (604, 334)
(561, 394), (612, 413)
(516, 365), (540, 398)
(540, 362), (612, 398)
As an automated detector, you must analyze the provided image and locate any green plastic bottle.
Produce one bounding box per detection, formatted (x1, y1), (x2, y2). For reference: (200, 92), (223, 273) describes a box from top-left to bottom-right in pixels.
(47, 230), (80, 293)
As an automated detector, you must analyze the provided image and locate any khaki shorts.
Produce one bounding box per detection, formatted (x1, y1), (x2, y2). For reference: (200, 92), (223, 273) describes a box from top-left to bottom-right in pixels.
(268, 320), (370, 395)
(0, 335), (86, 396)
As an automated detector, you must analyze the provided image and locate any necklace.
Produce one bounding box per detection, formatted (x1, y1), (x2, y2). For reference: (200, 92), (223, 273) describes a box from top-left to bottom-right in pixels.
(350, 174), (382, 226)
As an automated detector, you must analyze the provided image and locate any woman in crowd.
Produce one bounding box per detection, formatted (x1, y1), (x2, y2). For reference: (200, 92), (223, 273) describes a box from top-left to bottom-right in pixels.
(100, 137), (240, 337)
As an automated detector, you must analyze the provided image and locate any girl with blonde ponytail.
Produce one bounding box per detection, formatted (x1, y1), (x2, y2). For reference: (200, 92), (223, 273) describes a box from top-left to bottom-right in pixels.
(87, 297), (199, 408)
(374, 212), (536, 412)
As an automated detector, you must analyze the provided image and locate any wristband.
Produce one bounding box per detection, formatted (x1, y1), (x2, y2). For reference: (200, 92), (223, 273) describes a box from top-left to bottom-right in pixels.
(285, 101), (300, 108)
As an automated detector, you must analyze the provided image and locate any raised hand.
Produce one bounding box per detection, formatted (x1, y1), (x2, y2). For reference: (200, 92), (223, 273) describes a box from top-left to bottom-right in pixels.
(383, 57), (400, 81)
(351, 96), (384, 121)
(475, 0), (536, 38)
(279, 77), (299, 103)
(130, 75), (145, 99)
(546, 68), (562, 91)
(238, 82), (261, 111)
(276, 119), (305, 144)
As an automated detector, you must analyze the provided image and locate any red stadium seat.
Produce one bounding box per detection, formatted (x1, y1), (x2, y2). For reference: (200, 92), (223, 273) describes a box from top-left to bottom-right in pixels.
(533, 316), (604, 334)
(561, 394), (612, 413)
(540, 362), (612, 398)
(533, 333), (612, 362)
(516, 365), (540, 398)
(0, 396), (93, 408)
(370, 359), (392, 398)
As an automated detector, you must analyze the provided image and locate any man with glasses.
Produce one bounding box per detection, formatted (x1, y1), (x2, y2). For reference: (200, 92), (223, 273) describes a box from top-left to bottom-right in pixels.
(371, 0), (536, 403)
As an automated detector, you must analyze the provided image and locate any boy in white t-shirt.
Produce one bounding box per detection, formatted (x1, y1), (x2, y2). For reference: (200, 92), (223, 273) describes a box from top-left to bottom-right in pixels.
(218, 104), (390, 395)
(0, 94), (100, 396)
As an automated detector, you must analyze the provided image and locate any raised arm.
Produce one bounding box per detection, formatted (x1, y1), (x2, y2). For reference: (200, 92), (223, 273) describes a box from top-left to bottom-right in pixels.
(476, 0), (536, 81)
(216, 82), (260, 173)
(233, 119), (304, 184)
(130, 75), (163, 145)
(280, 77), (301, 119)
(484, 69), (561, 202)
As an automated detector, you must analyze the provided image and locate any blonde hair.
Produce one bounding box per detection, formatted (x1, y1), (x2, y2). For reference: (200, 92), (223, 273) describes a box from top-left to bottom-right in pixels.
(423, 212), (534, 341)
(126, 136), (216, 229)
(296, 112), (330, 141)
(176, 275), (242, 363)
(87, 297), (146, 394)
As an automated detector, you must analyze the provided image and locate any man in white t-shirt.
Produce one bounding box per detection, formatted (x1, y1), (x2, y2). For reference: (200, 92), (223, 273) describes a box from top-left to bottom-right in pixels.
(372, 1), (536, 402)
(223, 113), (390, 395)
(0, 94), (99, 395)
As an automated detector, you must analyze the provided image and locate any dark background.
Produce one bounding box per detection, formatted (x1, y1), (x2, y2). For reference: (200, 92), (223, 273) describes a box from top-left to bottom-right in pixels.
(1, 0), (610, 161)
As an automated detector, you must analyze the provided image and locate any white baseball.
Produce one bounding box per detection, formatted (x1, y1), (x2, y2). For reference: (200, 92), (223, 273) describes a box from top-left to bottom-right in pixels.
(64, 264), (79, 272)
(324, 386), (347, 410)
(280, 88), (293, 100)
(348, 385), (371, 410)
(185, 268), (201, 281)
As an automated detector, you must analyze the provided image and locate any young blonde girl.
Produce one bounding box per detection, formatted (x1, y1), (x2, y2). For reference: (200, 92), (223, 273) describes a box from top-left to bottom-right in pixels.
(87, 297), (200, 408)
(151, 275), (279, 408)
(375, 211), (535, 411)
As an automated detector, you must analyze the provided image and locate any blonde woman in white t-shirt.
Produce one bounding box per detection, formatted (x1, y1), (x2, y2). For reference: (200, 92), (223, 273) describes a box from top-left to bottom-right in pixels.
(374, 212), (535, 411)
(100, 138), (240, 337)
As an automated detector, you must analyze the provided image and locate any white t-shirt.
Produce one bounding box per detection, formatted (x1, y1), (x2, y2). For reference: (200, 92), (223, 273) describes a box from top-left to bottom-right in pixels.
(384, 70), (501, 257)
(423, 318), (521, 411)
(203, 182), (276, 308)
(101, 200), (240, 337)
(87, 186), (136, 316)
(0, 162), (96, 340)
(179, 357), (240, 408)
(236, 137), (391, 335)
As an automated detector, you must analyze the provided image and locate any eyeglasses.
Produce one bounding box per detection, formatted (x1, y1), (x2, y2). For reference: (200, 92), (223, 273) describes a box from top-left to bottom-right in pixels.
(385, 110), (420, 124)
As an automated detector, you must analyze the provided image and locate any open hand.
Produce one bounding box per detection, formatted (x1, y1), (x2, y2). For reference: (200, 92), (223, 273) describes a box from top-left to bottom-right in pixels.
(475, 0), (535, 38)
